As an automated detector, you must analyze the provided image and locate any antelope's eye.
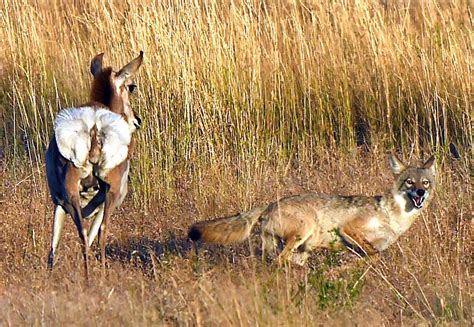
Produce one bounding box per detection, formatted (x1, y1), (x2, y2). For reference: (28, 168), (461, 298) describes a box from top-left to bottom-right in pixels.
(422, 180), (430, 187)
(128, 84), (137, 93)
(405, 179), (414, 186)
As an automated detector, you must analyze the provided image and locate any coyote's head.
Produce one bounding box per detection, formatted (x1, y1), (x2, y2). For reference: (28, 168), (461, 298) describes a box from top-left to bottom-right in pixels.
(388, 153), (436, 210)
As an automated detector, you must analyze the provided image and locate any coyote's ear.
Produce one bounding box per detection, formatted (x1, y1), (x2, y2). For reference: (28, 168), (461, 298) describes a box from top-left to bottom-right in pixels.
(388, 153), (406, 175)
(422, 155), (436, 174)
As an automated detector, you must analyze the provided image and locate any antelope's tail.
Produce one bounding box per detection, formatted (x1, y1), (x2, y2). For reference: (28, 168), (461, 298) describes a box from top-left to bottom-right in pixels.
(188, 205), (268, 244)
(54, 107), (131, 170)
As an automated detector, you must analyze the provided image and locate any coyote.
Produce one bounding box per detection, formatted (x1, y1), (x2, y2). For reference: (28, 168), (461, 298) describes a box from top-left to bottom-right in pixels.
(188, 154), (436, 265)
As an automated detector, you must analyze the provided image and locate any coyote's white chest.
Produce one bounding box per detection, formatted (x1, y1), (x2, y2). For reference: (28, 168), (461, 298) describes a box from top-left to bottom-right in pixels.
(390, 194), (421, 235)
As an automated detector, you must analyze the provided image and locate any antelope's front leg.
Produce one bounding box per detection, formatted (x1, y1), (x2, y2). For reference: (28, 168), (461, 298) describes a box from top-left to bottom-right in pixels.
(47, 205), (67, 269)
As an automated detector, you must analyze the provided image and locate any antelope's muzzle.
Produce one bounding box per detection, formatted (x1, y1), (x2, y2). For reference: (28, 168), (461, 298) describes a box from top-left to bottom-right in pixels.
(133, 116), (142, 129)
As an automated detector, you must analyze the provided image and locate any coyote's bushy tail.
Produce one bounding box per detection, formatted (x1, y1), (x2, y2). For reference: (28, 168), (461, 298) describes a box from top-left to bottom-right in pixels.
(188, 205), (268, 244)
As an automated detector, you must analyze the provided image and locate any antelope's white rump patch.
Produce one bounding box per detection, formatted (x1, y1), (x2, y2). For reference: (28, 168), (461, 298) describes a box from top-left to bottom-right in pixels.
(54, 107), (131, 172)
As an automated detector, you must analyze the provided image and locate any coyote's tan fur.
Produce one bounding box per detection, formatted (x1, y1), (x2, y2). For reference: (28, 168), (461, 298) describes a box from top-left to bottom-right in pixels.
(189, 154), (436, 265)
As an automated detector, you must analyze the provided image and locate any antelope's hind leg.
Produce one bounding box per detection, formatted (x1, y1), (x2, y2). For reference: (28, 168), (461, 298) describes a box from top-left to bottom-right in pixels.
(47, 205), (67, 269)
(64, 166), (91, 278)
(64, 199), (90, 278)
(98, 162), (129, 269)
(98, 190), (119, 268)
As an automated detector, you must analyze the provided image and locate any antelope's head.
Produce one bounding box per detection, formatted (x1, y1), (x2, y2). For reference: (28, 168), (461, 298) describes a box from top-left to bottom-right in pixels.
(90, 51), (144, 132)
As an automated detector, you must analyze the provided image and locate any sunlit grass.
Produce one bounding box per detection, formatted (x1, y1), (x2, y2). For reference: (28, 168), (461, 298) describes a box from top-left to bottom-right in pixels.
(0, 0), (471, 325)
(1, 0), (471, 205)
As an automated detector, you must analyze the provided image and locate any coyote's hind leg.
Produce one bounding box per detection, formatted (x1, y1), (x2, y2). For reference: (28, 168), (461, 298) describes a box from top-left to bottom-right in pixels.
(261, 231), (279, 262)
(289, 251), (309, 266)
(278, 226), (315, 264)
(279, 234), (310, 263)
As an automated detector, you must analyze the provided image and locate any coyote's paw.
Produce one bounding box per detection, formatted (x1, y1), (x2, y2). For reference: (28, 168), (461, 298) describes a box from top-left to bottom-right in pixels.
(289, 251), (309, 266)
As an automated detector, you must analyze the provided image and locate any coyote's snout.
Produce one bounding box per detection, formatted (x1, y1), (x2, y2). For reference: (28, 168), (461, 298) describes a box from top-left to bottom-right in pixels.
(189, 154), (437, 265)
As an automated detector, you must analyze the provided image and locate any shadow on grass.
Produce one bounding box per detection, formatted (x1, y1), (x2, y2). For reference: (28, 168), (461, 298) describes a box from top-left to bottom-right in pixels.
(104, 233), (252, 272)
(103, 232), (359, 277)
(105, 234), (193, 266)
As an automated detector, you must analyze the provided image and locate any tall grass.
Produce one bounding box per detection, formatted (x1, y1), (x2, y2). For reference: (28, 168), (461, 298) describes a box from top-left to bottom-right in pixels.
(0, 1), (471, 324)
(1, 149), (471, 325)
(1, 0), (471, 204)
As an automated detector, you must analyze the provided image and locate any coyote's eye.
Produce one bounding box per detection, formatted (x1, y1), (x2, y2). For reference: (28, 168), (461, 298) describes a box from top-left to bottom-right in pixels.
(405, 179), (414, 186)
(422, 180), (430, 187)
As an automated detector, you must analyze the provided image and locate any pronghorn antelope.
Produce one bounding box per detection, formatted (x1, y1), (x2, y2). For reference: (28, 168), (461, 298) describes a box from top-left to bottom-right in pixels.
(46, 51), (144, 276)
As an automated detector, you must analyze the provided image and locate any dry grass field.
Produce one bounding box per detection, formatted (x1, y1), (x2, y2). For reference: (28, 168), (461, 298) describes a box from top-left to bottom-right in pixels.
(1, 0), (472, 325)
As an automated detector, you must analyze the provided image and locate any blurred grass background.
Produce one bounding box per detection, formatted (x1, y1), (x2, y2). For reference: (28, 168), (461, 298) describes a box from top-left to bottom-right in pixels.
(0, 1), (471, 325)
(1, 0), (471, 206)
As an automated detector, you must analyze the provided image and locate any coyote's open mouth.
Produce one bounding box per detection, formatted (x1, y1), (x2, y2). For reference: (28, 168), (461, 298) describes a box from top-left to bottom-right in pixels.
(408, 192), (426, 209)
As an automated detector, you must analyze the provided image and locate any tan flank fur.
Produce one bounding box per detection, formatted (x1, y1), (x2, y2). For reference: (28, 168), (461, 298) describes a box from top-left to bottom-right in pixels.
(189, 154), (437, 265)
(45, 52), (144, 277)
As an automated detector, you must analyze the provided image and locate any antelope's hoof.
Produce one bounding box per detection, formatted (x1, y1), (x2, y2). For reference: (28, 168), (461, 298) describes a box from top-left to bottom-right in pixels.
(47, 252), (55, 270)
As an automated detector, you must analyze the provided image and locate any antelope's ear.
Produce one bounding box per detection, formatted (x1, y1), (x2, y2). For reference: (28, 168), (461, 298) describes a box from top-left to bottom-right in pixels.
(388, 153), (406, 175)
(422, 155), (436, 174)
(90, 53), (105, 77)
(116, 51), (144, 86)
